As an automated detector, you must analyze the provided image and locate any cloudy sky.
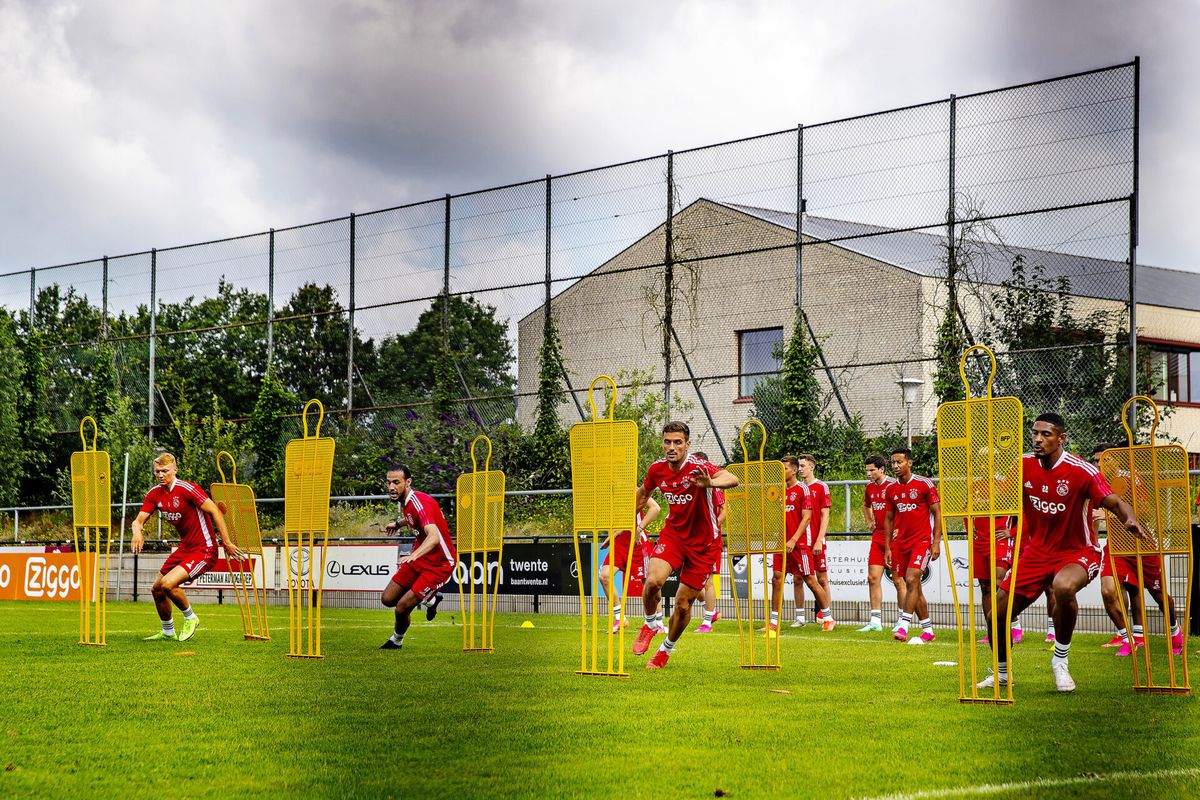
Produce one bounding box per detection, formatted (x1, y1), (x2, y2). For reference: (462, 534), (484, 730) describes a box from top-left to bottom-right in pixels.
(1, 0), (1196, 276)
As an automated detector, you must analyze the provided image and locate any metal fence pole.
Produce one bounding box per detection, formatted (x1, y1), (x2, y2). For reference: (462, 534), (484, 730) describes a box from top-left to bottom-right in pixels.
(148, 249), (157, 443)
(13, 509), (17, 541)
(545, 174), (585, 421)
(1129, 56), (1140, 397)
(101, 256), (109, 339)
(795, 123), (804, 313)
(844, 483), (851, 533)
(443, 194), (451, 348)
(663, 150), (674, 408)
(347, 212), (356, 410)
(267, 228), (275, 373)
(28, 268), (36, 331)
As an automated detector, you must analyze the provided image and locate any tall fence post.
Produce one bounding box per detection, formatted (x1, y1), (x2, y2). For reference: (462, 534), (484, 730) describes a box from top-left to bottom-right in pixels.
(544, 174), (585, 421)
(148, 248), (157, 444)
(1129, 56), (1140, 397)
(795, 123), (804, 314)
(267, 228), (275, 373)
(443, 194), (451, 349)
(946, 94), (958, 329)
(663, 150), (675, 408)
(101, 256), (109, 339)
(348, 213), (356, 411)
(28, 268), (36, 331)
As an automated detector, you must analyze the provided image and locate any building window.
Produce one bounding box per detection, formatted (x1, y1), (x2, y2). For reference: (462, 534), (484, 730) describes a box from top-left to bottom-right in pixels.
(738, 327), (784, 397)
(1148, 344), (1200, 405)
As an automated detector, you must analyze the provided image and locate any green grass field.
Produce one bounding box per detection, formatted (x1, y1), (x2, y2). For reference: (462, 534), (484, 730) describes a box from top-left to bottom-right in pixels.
(1, 601), (1198, 799)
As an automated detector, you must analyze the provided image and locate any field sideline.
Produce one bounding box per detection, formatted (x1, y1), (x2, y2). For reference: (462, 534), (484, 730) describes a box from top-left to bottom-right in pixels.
(1, 601), (1197, 799)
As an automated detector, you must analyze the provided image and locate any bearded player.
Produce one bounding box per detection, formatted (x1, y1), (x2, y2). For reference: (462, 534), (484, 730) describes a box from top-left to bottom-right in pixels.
(860, 455), (901, 632)
(633, 422), (739, 669)
(131, 453), (245, 642)
(884, 448), (941, 645)
(978, 414), (1147, 692)
(379, 465), (456, 651)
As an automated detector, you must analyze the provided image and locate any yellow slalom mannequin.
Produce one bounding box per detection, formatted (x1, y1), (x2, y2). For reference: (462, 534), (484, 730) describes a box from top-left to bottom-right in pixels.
(283, 400), (336, 659)
(569, 376), (639, 677)
(935, 345), (1024, 704)
(456, 435), (506, 653)
(724, 420), (786, 670)
(70, 416), (113, 647)
(1099, 396), (1191, 694)
(210, 451), (270, 641)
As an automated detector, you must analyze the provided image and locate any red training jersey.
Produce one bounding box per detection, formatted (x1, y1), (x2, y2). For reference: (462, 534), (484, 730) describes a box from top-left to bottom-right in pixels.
(642, 455), (722, 547)
(1021, 451), (1111, 553)
(864, 477), (896, 533)
(402, 490), (456, 568)
(886, 475), (939, 543)
(140, 479), (216, 551)
(804, 479), (831, 547)
(785, 482), (813, 541)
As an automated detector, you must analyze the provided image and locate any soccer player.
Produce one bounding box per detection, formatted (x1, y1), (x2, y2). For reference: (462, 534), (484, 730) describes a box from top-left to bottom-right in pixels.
(884, 448), (941, 645)
(692, 452), (726, 634)
(978, 413), (1147, 692)
(379, 465), (456, 651)
(633, 422), (739, 669)
(968, 514), (1023, 644)
(860, 454), (901, 632)
(599, 495), (662, 633)
(131, 453), (245, 642)
(767, 456), (827, 631)
(798, 454), (835, 630)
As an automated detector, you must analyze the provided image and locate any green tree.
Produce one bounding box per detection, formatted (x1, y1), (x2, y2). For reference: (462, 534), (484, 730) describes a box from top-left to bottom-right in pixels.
(748, 316), (822, 460)
(18, 329), (55, 503)
(0, 314), (23, 505)
(243, 373), (299, 497)
(274, 283), (352, 410)
(369, 294), (515, 405)
(524, 313), (570, 489)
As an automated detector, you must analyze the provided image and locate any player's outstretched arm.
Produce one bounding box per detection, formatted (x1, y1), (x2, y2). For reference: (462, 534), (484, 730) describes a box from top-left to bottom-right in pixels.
(883, 506), (895, 564)
(130, 511), (151, 554)
(640, 497), (662, 532)
(1100, 493), (1151, 544)
(690, 468), (738, 490)
(201, 498), (246, 560)
(398, 523), (444, 565)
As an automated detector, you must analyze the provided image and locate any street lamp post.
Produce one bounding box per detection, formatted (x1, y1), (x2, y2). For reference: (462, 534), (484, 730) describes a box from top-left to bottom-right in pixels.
(896, 376), (925, 448)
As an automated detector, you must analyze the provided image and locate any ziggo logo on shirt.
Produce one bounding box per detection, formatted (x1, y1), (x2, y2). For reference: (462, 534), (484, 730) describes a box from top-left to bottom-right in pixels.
(895, 502), (919, 513)
(662, 492), (694, 505)
(1029, 497), (1067, 515)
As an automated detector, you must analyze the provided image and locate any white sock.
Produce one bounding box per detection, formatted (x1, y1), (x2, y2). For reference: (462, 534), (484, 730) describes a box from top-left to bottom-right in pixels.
(770, 611), (779, 623)
(821, 608), (832, 621)
(1011, 617), (1022, 632)
(644, 612), (656, 628)
(1116, 627), (1128, 639)
(898, 612), (912, 631)
(162, 619), (175, 635)
(794, 609), (804, 621)
(660, 638), (676, 654)
(1047, 618), (1056, 636)
(1052, 641), (1070, 666)
(613, 604), (623, 620)
(998, 661), (1008, 682)
(1171, 622), (1181, 636)
(920, 618), (933, 634)
(870, 609), (882, 622)
(182, 607), (197, 620)
(1132, 624), (1144, 639)
(390, 632), (405, 645)
(703, 609), (715, 624)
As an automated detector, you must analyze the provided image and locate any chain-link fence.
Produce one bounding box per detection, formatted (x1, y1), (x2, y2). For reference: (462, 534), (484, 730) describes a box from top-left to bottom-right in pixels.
(4, 60), (1153, 497)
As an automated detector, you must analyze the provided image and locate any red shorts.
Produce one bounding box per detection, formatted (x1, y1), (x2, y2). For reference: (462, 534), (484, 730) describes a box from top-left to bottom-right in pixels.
(868, 530), (891, 568)
(813, 546), (828, 573)
(1101, 548), (1163, 591)
(772, 547), (816, 577)
(649, 532), (718, 591)
(606, 532), (648, 595)
(892, 536), (931, 576)
(162, 546), (218, 579)
(972, 536), (1015, 582)
(391, 559), (453, 602)
(1001, 545), (1100, 601)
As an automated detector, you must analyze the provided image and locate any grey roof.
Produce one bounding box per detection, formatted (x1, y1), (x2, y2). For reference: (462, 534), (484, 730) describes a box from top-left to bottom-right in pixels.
(724, 202), (1200, 313)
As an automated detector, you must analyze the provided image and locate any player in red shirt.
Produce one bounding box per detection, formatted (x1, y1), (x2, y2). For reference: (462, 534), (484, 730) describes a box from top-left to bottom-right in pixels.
(799, 454), (835, 630)
(860, 454), (902, 632)
(599, 495), (662, 633)
(966, 514), (1024, 645)
(379, 465), (457, 651)
(633, 422), (739, 669)
(884, 448), (941, 645)
(767, 456), (827, 631)
(1093, 444), (1185, 656)
(978, 414), (1147, 693)
(692, 452), (726, 634)
(131, 452), (244, 642)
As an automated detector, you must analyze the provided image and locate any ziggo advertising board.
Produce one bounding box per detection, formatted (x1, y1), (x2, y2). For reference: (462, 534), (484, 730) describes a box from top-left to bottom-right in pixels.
(0, 551), (85, 601)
